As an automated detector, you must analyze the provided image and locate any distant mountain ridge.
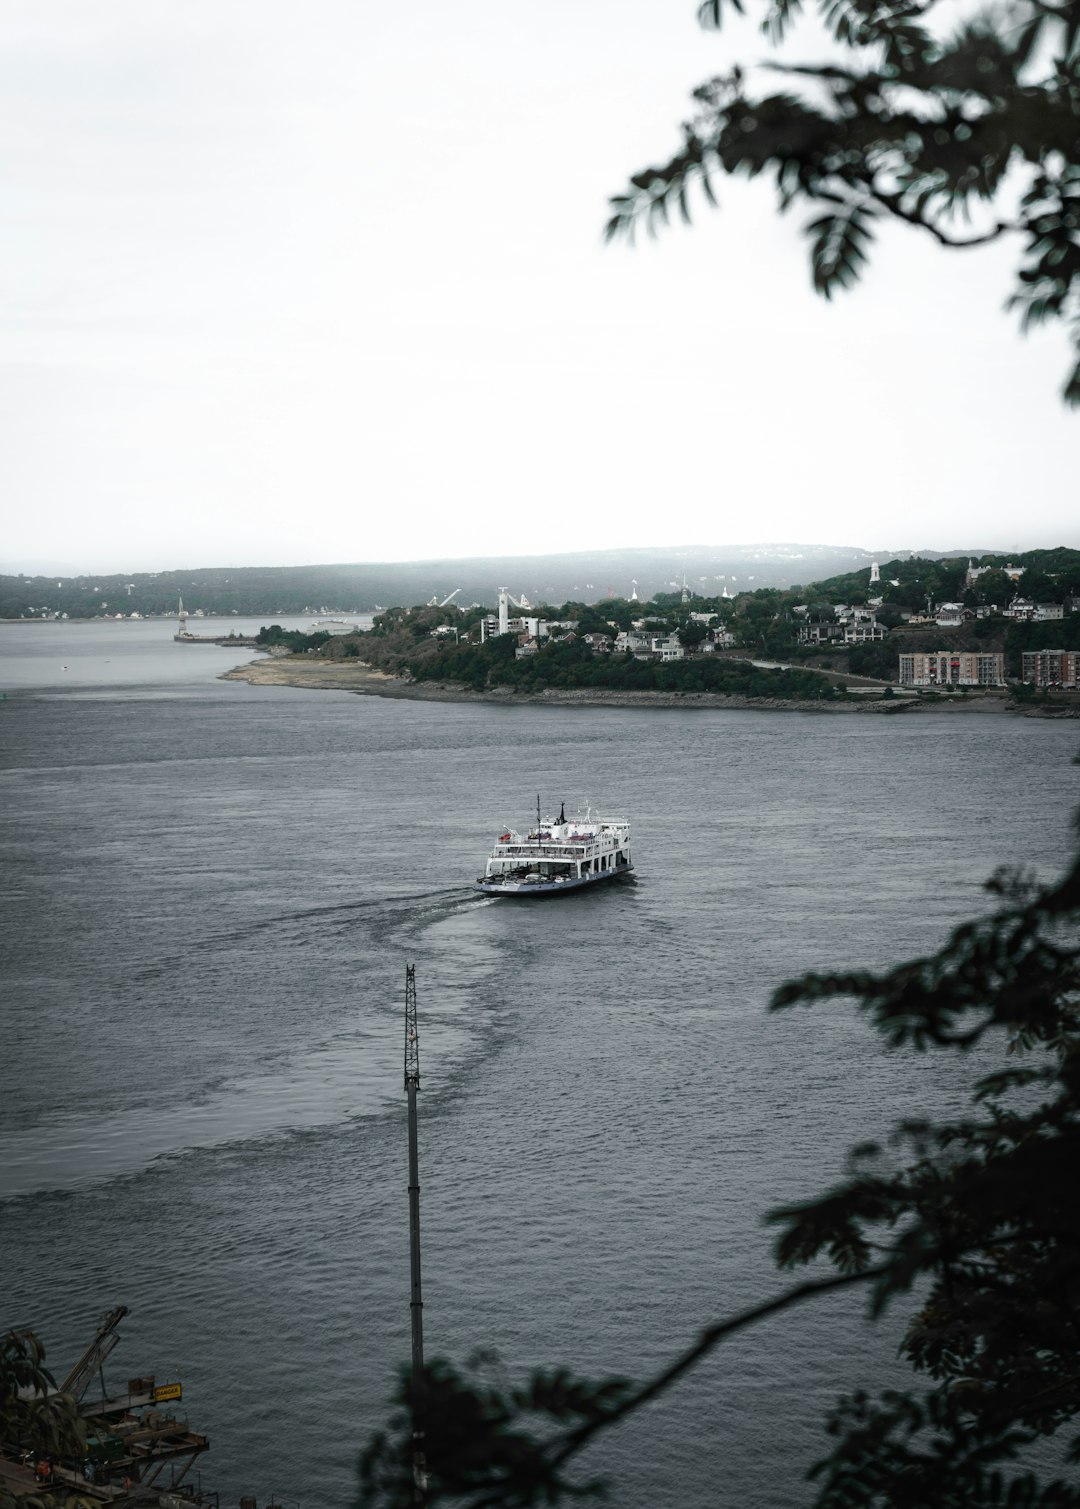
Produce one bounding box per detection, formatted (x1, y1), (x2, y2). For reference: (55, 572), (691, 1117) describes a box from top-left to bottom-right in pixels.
(0, 543), (1046, 619)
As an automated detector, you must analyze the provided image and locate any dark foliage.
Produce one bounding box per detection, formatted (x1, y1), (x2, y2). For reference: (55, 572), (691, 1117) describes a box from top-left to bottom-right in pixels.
(1005, 614), (1080, 674)
(405, 635), (836, 699)
(607, 0), (1080, 403)
(358, 781), (1080, 1507)
(255, 624), (331, 653)
(0, 1330), (85, 1509)
(846, 638), (897, 678)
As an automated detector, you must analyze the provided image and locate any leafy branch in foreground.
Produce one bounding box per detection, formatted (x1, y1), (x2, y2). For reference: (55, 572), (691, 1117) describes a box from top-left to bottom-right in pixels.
(606, 0), (1080, 403)
(0, 1330), (86, 1509)
(358, 786), (1080, 1506)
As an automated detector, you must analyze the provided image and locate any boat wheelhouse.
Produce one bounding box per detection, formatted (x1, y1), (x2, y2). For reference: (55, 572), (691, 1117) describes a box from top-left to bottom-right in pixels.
(475, 806), (633, 896)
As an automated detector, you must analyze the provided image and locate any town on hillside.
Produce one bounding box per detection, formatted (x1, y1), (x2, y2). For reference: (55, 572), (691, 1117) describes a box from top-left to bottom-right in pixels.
(257, 550), (1080, 698)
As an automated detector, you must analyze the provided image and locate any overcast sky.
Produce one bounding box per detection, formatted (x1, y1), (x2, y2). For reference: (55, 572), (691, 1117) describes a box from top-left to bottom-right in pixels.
(2, 0), (1076, 574)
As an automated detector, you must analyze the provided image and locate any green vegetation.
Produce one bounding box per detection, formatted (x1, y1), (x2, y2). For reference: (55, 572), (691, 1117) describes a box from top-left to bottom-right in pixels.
(0, 545), (911, 621)
(11, 549), (1080, 695)
(6, 551), (1080, 627)
(1005, 614), (1080, 675)
(255, 624), (333, 654)
(1, 1329), (84, 1509)
(606, 0), (1080, 403)
(310, 548), (1079, 695)
(404, 632), (836, 700)
(360, 799), (1080, 1507)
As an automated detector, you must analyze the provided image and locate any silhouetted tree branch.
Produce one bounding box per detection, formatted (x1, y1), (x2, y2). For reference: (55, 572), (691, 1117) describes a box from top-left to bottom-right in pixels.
(606, 0), (1080, 403)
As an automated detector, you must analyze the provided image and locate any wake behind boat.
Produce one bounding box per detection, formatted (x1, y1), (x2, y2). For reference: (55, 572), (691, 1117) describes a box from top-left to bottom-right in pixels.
(475, 802), (633, 897)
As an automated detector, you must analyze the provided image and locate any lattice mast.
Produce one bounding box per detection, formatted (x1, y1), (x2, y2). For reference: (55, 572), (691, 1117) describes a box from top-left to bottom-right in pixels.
(404, 964), (426, 1497)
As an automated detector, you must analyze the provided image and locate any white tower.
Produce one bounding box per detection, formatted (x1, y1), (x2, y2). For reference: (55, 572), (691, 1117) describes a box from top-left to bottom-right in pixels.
(869, 561), (881, 585)
(630, 580), (639, 602)
(498, 590), (509, 636)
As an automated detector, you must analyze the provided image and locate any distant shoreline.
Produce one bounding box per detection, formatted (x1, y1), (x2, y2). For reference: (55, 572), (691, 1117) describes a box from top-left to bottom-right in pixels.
(219, 655), (1079, 716)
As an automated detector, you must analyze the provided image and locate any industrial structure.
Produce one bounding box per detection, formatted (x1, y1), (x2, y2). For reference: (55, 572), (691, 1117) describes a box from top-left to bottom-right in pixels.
(404, 965), (427, 1503)
(0, 1305), (214, 1504)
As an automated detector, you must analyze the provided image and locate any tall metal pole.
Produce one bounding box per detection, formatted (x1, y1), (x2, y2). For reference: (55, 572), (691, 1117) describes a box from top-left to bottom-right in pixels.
(404, 965), (426, 1501)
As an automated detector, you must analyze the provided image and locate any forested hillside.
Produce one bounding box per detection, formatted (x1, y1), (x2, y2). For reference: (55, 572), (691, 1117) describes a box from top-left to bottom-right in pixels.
(0, 543), (927, 620)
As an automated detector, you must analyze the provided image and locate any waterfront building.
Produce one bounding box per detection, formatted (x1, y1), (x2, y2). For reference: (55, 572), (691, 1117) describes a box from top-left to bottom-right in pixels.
(1021, 650), (1080, 688)
(898, 652), (1006, 688)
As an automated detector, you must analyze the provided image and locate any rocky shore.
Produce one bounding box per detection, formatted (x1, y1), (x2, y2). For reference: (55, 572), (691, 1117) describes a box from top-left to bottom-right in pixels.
(214, 654), (1080, 715)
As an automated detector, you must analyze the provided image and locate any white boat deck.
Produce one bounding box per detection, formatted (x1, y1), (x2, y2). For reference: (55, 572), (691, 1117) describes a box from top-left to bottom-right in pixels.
(478, 816), (633, 896)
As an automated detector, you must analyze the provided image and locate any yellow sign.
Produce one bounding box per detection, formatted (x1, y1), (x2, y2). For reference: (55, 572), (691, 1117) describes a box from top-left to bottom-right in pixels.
(152, 1382), (182, 1403)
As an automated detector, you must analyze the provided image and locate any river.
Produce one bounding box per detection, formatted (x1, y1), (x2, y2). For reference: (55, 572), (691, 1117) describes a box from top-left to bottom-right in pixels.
(1, 620), (1077, 1507)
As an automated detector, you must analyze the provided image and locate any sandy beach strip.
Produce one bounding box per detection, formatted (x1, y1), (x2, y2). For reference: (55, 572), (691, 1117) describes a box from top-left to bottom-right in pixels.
(214, 655), (1067, 715)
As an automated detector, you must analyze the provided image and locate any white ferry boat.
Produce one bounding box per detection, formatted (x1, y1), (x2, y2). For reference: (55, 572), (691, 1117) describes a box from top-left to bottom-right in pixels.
(475, 803), (633, 897)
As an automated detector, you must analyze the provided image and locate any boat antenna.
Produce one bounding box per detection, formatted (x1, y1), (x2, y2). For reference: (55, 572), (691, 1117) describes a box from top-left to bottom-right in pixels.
(537, 793), (541, 833)
(558, 801), (565, 825)
(404, 965), (427, 1501)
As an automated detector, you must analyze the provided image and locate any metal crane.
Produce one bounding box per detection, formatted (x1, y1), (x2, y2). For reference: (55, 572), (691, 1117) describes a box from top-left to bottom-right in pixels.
(404, 965), (427, 1501)
(59, 1304), (129, 1403)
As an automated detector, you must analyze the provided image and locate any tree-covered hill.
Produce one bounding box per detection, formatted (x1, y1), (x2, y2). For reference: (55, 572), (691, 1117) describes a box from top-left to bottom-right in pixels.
(0, 543), (940, 620)
(316, 545), (1080, 695)
(804, 548), (1080, 611)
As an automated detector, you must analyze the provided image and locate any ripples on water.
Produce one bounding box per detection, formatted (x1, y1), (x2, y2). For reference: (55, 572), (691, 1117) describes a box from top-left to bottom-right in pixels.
(1, 626), (1078, 1507)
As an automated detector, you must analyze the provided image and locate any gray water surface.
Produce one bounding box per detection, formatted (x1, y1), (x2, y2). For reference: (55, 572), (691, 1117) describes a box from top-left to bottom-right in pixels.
(2, 630), (1077, 1508)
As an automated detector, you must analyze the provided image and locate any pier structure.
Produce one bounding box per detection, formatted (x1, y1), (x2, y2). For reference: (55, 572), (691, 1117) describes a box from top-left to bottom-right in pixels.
(173, 632), (260, 646)
(0, 1305), (212, 1505)
(173, 590), (259, 645)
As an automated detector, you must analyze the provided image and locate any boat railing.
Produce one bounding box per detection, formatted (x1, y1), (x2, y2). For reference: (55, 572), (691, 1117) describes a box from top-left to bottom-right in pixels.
(496, 845), (605, 860)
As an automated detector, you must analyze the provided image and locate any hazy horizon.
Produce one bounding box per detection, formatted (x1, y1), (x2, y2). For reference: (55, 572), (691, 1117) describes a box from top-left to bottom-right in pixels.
(3, 1), (1076, 574)
(4, 535), (1077, 580)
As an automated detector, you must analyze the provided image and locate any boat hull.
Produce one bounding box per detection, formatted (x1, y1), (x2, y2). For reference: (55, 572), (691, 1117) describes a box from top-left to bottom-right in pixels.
(475, 866), (634, 898)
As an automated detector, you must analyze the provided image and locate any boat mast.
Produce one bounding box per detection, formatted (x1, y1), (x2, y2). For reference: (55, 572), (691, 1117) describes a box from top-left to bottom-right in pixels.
(404, 965), (427, 1500)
